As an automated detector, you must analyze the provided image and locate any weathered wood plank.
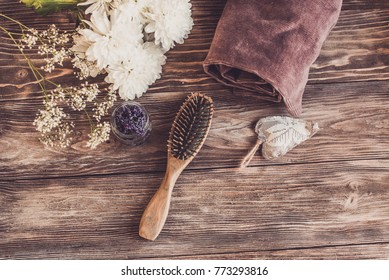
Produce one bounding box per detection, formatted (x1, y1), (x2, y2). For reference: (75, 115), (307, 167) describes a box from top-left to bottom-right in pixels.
(311, 9), (389, 83)
(1, 81), (389, 179)
(1, 1), (389, 178)
(342, 0), (389, 10)
(0, 159), (388, 259)
(1, 0), (389, 261)
(165, 243), (389, 260)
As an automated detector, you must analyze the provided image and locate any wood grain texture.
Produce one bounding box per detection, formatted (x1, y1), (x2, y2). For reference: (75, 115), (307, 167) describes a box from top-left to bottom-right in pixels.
(311, 9), (389, 83)
(0, 159), (388, 259)
(165, 243), (389, 260)
(139, 157), (189, 241)
(1, 81), (389, 179)
(0, 0), (389, 260)
(1, 1), (389, 180)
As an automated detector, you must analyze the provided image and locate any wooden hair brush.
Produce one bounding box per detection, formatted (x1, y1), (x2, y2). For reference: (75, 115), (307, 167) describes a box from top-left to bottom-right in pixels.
(139, 93), (214, 241)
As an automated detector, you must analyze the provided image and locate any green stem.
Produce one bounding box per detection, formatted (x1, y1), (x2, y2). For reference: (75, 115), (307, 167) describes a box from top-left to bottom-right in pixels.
(27, 59), (48, 96)
(0, 25), (48, 97)
(77, 9), (87, 29)
(7, 31), (23, 35)
(83, 108), (94, 133)
(1, 13), (54, 55)
(0, 13), (30, 29)
(45, 79), (60, 87)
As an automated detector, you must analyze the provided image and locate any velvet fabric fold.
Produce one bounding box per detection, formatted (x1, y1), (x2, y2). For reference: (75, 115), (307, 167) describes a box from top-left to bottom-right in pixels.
(203, 0), (342, 116)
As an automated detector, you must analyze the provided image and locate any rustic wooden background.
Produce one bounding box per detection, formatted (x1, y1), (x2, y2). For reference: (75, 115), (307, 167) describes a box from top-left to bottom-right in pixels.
(0, 0), (388, 259)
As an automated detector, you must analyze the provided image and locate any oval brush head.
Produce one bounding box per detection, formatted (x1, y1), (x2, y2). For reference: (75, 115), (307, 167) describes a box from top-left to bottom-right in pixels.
(168, 93), (214, 161)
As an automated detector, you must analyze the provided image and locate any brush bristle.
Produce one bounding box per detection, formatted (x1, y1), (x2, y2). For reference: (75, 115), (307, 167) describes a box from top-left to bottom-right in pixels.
(168, 93), (214, 160)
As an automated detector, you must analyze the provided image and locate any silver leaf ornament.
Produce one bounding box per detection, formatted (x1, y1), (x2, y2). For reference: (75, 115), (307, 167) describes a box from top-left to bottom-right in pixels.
(240, 116), (319, 168)
(256, 116), (319, 159)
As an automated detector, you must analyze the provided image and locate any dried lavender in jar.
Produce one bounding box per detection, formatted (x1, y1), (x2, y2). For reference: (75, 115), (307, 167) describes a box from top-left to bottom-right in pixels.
(111, 101), (152, 145)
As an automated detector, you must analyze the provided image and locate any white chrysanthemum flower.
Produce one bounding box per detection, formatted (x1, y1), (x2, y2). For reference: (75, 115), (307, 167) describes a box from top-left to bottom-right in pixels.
(71, 33), (101, 78)
(79, 9), (143, 69)
(139, 0), (193, 50)
(78, 0), (118, 15)
(105, 42), (166, 100)
(71, 33), (91, 59)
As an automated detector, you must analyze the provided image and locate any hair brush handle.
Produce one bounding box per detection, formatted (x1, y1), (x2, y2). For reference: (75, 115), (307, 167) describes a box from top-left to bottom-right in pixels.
(139, 157), (186, 241)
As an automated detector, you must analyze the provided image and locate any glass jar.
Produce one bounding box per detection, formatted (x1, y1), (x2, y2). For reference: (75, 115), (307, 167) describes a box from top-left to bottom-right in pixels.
(110, 101), (152, 146)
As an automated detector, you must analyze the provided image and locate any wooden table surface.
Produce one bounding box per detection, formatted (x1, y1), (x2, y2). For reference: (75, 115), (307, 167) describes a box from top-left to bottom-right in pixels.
(1, 0), (389, 259)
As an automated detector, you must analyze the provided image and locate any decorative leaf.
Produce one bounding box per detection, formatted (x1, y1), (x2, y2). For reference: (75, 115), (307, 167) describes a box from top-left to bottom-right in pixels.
(255, 116), (319, 159)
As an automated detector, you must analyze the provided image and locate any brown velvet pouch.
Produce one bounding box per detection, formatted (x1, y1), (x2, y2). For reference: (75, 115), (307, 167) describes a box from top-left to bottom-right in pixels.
(203, 0), (342, 116)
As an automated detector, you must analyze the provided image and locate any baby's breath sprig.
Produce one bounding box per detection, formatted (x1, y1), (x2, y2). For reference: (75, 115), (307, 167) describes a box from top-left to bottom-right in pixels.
(86, 122), (111, 149)
(0, 13), (117, 149)
(93, 89), (117, 122)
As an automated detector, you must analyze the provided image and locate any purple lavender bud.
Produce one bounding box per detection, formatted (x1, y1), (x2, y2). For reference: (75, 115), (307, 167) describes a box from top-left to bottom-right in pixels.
(111, 101), (152, 146)
(114, 103), (147, 136)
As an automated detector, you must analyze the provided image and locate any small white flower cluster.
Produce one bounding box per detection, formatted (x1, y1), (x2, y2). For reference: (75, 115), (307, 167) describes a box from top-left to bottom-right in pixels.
(66, 82), (100, 111)
(21, 29), (39, 48)
(21, 24), (72, 73)
(33, 90), (75, 148)
(73, 0), (193, 100)
(86, 122), (111, 149)
(33, 82), (116, 149)
(93, 89), (117, 121)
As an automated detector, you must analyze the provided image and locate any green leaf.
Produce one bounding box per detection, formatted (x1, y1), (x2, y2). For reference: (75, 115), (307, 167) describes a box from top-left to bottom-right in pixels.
(20, 0), (83, 14)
